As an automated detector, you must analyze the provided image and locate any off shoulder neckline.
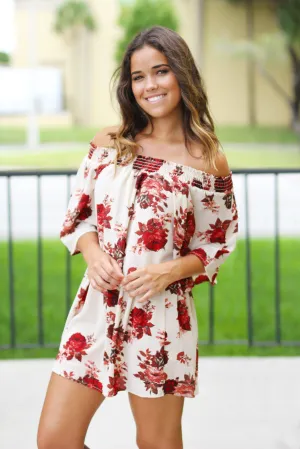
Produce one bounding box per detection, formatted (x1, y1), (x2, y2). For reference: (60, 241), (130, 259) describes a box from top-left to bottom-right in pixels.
(96, 145), (233, 181)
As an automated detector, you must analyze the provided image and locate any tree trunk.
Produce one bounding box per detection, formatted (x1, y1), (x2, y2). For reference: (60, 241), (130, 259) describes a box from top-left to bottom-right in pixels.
(246, 0), (256, 126)
(288, 45), (300, 134)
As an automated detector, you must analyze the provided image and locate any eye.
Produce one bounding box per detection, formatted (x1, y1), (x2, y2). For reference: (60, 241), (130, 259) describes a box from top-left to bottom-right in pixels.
(132, 75), (142, 81)
(157, 69), (169, 75)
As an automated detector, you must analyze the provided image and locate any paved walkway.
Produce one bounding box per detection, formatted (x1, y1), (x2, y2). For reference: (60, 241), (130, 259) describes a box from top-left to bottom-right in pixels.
(0, 357), (300, 449)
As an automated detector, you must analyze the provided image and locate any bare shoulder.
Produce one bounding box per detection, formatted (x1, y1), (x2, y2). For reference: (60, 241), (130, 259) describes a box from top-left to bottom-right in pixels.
(209, 150), (231, 178)
(91, 125), (121, 148)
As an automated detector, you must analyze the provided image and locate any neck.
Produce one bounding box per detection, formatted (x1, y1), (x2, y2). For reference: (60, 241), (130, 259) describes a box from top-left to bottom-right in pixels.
(142, 107), (184, 143)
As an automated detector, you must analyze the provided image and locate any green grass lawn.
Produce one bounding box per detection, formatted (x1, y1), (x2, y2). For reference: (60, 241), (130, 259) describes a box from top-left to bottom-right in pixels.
(1, 238), (300, 359)
(216, 125), (300, 144)
(0, 125), (299, 145)
(1, 146), (300, 170)
(0, 126), (99, 145)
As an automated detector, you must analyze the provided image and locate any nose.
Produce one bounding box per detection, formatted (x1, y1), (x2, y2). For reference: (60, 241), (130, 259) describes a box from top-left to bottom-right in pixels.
(145, 75), (158, 91)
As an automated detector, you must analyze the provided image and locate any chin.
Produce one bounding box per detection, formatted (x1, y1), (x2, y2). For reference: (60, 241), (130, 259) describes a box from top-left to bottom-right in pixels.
(145, 106), (177, 119)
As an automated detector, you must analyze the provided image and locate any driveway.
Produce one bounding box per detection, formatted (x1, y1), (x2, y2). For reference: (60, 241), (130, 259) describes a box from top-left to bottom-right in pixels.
(0, 357), (300, 449)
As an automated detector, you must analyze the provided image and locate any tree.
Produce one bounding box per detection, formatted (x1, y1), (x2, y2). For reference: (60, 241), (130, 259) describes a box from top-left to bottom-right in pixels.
(54, 0), (96, 38)
(0, 52), (10, 65)
(115, 0), (179, 64)
(226, 0), (300, 132)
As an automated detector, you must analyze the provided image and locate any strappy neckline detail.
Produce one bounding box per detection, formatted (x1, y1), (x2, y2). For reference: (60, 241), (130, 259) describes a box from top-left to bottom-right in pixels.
(96, 145), (233, 181)
(134, 154), (232, 181)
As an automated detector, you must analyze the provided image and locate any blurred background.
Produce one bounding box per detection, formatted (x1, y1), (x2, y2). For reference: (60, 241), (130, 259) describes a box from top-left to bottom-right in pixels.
(1, 0), (299, 352)
(0, 1), (300, 447)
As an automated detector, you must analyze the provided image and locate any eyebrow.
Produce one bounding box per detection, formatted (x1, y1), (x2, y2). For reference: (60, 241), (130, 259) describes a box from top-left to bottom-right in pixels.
(131, 64), (170, 76)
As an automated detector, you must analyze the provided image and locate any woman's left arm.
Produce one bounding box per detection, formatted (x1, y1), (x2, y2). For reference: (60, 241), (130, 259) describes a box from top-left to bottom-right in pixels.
(122, 152), (239, 302)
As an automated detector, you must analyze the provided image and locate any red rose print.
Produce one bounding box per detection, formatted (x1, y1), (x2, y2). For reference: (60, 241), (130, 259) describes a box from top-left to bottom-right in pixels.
(207, 218), (232, 244)
(67, 333), (87, 352)
(163, 379), (179, 394)
(97, 204), (112, 230)
(173, 374), (196, 398)
(136, 218), (168, 252)
(144, 365), (168, 385)
(107, 373), (127, 396)
(104, 290), (119, 307)
(94, 164), (109, 180)
(194, 273), (209, 284)
(77, 194), (92, 221)
(189, 247), (208, 266)
(74, 286), (89, 314)
(215, 247), (230, 259)
(129, 307), (154, 339)
(174, 382), (195, 398)
(177, 299), (191, 331)
(135, 172), (148, 191)
(131, 308), (149, 328)
(210, 227), (226, 244)
(81, 375), (103, 392)
(136, 174), (171, 214)
(62, 332), (92, 361)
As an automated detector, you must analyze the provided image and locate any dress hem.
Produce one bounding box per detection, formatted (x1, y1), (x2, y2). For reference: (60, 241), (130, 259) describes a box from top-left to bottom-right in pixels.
(52, 368), (198, 399)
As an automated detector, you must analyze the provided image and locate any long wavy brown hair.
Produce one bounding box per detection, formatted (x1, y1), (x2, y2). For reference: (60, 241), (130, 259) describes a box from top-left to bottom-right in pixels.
(108, 25), (221, 170)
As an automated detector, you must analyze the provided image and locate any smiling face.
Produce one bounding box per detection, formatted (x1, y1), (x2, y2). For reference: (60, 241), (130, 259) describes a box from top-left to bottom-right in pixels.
(130, 45), (182, 119)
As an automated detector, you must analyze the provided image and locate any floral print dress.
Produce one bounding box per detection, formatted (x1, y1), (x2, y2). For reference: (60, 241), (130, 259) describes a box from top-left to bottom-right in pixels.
(52, 142), (238, 398)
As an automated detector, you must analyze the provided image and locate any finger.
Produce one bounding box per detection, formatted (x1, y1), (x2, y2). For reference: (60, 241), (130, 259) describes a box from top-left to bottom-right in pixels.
(110, 258), (124, 281)
(102, 262), (122, 285)
(90, 278), (104, 293)
(128, 287), (147, 299)
(125, 279), (145, 293)
(93, 273), (113, 290)
(137, 290), (153, 303)
(122, 269), (142, 287)
(97, 267), (118, 289)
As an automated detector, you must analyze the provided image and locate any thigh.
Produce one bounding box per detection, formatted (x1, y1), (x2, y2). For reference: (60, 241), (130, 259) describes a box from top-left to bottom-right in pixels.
(128, 392), (184, 449)
(37, 372), (105, 449)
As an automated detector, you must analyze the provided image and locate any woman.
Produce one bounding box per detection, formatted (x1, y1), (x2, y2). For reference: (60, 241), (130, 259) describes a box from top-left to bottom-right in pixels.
(37, 25), (238, 449)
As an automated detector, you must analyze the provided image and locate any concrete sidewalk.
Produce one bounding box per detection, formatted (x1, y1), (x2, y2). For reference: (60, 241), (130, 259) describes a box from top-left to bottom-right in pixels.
(0, 357), (300, 449)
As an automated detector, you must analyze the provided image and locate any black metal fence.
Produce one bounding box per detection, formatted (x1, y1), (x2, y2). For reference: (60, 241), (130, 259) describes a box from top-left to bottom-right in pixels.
(1, 168), (300, 350)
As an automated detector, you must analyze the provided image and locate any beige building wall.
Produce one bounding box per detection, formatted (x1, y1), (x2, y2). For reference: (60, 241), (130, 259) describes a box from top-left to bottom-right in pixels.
(253, 2), (291, 126)
(202, 0), (291, 126)
(11, 0), (291, 128)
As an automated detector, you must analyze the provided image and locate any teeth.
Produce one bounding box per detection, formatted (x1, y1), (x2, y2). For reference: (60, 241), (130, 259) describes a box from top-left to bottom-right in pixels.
(147, 94), (166, 103)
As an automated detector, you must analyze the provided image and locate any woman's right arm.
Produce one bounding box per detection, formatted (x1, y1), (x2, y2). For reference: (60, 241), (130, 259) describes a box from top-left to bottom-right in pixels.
(60, 129), (124, 291)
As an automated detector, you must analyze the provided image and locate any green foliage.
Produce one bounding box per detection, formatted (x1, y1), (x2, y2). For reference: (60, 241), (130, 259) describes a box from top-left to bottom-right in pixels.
(54, 0), (97, 34)
(0, 52), (10, 65)
(277, 0), (300, 45)
(115, 0), (179, 64)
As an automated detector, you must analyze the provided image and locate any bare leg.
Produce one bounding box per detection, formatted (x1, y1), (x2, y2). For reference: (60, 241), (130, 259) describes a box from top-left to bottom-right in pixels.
(37, 372), (105, 449)
(128, 392), (185, 449)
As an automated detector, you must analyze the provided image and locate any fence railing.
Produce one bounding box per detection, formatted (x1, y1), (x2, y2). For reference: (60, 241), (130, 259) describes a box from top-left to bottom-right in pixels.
(1, 168), (300, 350)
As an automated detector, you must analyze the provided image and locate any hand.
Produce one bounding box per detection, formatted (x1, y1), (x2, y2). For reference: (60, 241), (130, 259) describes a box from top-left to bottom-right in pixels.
(120, 263), (172, 303)
(87, 250), (124, 293)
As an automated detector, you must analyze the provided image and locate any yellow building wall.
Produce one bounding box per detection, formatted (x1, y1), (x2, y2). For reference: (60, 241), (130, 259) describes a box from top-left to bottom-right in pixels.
(203, 0), (291, 126)
(254, 2), (291, 126)
(11, 0), (291, 127)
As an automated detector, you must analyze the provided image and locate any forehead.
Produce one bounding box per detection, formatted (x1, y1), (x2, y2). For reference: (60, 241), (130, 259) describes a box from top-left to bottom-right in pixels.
(131, 45), (168, 70)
